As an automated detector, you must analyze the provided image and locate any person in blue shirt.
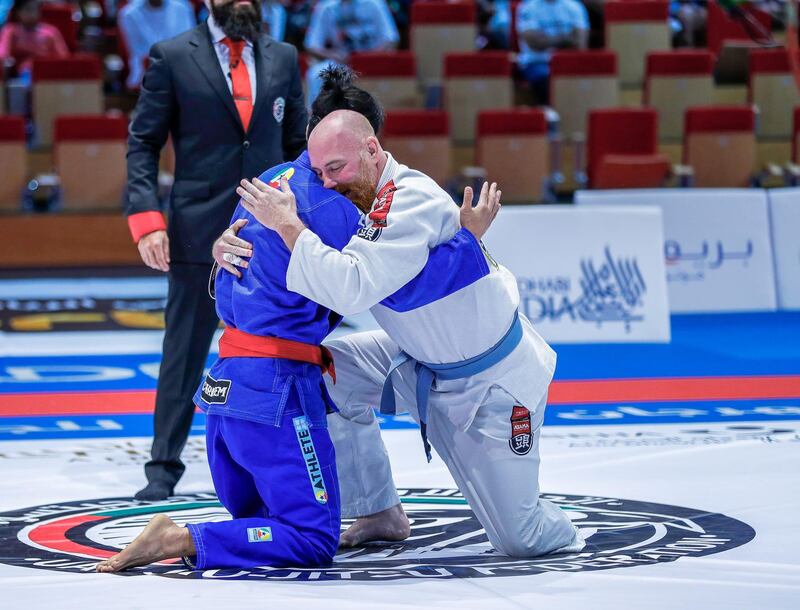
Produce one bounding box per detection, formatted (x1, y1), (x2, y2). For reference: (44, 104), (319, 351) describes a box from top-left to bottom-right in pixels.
(95, 139), (496, 573)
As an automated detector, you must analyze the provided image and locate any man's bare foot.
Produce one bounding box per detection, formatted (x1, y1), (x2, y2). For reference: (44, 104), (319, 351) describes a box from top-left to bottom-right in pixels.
(95, 514), (194, 573)
(339, 503), (411, 548)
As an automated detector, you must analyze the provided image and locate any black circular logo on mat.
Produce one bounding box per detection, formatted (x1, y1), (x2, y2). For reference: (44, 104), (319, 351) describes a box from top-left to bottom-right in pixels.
(0, 489), (754, 581)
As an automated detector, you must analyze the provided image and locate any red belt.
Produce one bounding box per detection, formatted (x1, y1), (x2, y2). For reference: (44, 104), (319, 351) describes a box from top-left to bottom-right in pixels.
(219, 327), (336, 383)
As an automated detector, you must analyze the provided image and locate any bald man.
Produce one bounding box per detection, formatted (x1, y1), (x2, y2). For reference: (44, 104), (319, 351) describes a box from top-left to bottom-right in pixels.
(235, 110), (584, 558)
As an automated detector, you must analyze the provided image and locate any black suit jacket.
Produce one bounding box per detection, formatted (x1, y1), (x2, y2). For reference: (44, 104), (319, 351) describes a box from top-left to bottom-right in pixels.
(126, 23), (307, 263)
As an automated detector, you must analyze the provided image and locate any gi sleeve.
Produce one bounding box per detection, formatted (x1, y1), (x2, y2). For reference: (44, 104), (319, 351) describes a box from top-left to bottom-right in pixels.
(125, 42), (175, 242)
(285, 185), (442, 316)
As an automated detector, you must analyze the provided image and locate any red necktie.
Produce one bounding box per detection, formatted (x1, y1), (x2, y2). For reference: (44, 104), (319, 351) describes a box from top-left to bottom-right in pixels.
(222, 38), (253, 131)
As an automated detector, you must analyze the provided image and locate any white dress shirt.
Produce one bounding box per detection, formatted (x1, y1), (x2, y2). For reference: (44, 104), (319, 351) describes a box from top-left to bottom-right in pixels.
(207, 15), (257, 103)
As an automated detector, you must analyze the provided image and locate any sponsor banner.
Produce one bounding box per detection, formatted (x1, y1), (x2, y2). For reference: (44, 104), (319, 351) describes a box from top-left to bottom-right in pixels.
(1, 401), (797, 441)
(767, 188), (800, 310)
(576, 189), (777, 313)
(483, 206), (670, 343)
(0, 297), (167, 332)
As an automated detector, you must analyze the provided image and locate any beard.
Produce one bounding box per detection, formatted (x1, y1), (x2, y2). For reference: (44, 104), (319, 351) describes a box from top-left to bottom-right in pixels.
(212, 0), (262, 42)
(339, 159), (376, 214)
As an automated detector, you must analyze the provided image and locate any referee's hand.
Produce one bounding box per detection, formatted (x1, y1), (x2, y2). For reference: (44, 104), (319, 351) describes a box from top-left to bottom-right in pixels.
(137, 229), (170, 272)
(213, 219), (253, 279)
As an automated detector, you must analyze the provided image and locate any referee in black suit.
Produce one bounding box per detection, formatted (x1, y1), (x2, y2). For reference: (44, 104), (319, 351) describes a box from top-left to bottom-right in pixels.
(125, 0), (307, 500)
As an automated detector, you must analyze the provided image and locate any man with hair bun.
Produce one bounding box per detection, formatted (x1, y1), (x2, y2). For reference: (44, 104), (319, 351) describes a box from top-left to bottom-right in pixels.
(220, 69), (584, 558)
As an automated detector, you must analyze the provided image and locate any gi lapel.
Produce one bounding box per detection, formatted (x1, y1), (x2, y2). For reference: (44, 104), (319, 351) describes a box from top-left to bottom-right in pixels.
(249, 35), (273, 135)
(189, 23), (243, 133)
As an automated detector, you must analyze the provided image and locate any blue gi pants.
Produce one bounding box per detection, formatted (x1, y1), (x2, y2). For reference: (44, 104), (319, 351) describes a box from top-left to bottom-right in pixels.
(185, 402), (341, 570)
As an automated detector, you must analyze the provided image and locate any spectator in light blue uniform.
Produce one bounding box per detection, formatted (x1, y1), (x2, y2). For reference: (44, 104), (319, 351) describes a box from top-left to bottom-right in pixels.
(0, 0), (13, 25)
(303, 0), (398, 106)
(516, 0), (589, 102)
(119, 0), (196, 89)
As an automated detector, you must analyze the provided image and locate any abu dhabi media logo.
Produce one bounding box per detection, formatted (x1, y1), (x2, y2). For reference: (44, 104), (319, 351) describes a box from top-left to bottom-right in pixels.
(518, 247), (646, 332)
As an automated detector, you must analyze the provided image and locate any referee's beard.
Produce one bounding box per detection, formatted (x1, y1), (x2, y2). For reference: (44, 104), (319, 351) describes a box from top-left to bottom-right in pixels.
(211, 0), (262, 42)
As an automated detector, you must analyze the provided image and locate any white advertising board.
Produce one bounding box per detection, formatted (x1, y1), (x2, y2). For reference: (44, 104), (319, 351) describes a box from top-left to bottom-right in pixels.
(768, 188), (800, 310)
(483, 206), (670, 343)
(576, 189), (777, 313)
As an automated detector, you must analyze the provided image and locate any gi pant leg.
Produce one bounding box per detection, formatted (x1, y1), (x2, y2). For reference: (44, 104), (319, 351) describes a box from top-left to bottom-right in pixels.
(426, 390), (584, 557)
(186, 404), (341, 570)
(324, 331), (402, 518)
(325, 330), (583, 558)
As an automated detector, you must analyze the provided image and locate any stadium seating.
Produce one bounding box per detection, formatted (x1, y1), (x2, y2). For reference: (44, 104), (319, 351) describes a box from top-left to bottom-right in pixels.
(53, 115), (129, 210)
(382, 110), (451, 186)
(645, 51), (715, 141)
(587, 108), (669, 189)
(550, 50), (619, 141)
(0, 117), (27, 210)
(707, 2), (772, 56)
(410, 1), (476, 84)
(40, 3), (79, 53)
(683, 106), (756, 187)
(32, 56), (104, 148)
(444, 52), (513, 143)
(605, 0), (670, 88)
(749, 49), (800, 139)
(350, 52), (422, 109)
(476, 109), (549, 203)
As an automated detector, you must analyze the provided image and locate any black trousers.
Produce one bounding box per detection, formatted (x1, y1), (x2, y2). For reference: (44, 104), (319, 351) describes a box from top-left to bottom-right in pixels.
(145, 262), (219, 488)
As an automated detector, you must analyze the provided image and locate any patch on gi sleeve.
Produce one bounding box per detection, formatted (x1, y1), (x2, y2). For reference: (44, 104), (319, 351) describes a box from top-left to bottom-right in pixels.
(293, 416), (329, 504)
(247, 527), (273, 543)
(356, 225), (382, 242)
(509, 406), (533, 455)
(201, 375), (232, 405)
(368, 181), (397, 228)
(268, 166), (295, 188)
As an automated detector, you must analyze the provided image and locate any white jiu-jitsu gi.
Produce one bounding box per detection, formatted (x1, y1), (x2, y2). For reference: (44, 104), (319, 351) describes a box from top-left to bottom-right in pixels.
(286, 152), (583, 557)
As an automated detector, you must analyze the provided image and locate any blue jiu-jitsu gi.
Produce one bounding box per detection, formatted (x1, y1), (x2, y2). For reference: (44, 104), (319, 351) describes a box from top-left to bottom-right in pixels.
(186, 152), (488, 570)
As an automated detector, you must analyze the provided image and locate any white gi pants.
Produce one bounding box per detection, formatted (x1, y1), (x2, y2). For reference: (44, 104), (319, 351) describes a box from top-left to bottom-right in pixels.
(325, 329), (584, 558)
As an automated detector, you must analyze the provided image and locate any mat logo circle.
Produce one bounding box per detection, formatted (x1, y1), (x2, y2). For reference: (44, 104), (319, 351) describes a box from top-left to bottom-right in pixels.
(0, 489), (754, 581)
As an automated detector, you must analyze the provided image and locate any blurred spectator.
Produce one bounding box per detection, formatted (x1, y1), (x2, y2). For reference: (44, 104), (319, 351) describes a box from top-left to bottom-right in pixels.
(304, 0), (399, 105)
(0, 0), (69, 78)
(516, 0), (588, 103)
(672, 0), (707, 47)
(478, 0), (512, 49)
(118, 0), (196, 89)
(0, 0), (13, 25)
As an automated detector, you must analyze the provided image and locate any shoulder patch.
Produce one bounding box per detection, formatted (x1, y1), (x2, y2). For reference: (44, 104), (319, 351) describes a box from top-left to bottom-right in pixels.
(268, 167), (295, 188)
(357, 226), (382, 242)
(368, 181), (397, 228)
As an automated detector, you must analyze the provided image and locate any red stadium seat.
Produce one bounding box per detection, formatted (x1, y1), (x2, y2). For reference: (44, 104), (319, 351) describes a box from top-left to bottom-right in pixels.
(382, 110), (451, 186)
(32, 55), (103, 147)
(54, 115), (129, 210)
(410, 2), (476, 83)
(707, 1), (771, 57)
(645, 51), (715, 141)
(550, 50), (619, 141)
(350, 52), (422, 109)
(587, 108), (669, 189)
(509, 1), (521, 53)
(476, 109), (549, 203)
(0, 116), (27, 210)
(40, 4), (79, 53)
(749, 49), (800, 139)
(683, 106), (756, 187)
(605, 1), (670, 87)
(444, 51), (513, 143)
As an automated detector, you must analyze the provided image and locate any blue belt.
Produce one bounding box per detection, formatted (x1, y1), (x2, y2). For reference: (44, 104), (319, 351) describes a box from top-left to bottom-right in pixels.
(380, 312), (523, 462)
